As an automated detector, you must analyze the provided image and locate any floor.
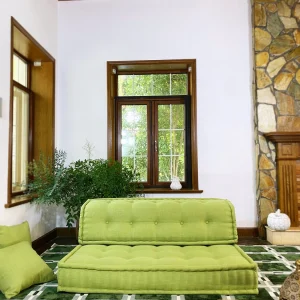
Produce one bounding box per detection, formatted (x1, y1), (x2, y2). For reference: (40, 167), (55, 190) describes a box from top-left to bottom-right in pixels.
(238, 236), (270, 245)
(35, 237), (77, 254)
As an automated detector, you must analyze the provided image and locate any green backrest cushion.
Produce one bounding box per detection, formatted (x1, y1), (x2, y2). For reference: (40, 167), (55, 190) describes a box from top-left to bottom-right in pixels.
(0, 221), (31, 249)
(0, 241), (55, 299)
(79, 198), (238, 245)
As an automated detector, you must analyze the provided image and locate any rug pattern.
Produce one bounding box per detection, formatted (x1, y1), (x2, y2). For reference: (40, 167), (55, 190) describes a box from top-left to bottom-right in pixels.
(1, 244), (299, 300)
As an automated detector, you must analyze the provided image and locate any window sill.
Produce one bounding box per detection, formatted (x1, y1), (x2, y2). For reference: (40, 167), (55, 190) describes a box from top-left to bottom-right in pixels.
(5, 195), (32, 208)
(139, 188), (203, 194)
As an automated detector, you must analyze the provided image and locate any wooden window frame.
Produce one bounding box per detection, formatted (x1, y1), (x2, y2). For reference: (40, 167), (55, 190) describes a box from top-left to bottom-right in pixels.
(107, 59), (200, 192)
(115, 96), (191, 189)
(6, 17), (55, 208)
(11, 70), (34, 197)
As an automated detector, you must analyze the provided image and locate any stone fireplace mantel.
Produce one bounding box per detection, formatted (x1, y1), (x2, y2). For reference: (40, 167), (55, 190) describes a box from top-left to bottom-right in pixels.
(264, 132), (300, 227)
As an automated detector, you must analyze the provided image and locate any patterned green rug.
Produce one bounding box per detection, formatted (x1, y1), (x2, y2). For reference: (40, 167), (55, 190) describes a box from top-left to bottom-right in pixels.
(1, 244), (299, 300)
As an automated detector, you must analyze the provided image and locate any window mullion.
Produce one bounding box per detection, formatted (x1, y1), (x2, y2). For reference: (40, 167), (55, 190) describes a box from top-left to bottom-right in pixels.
(184, 96), (192, 189)
(13, 81), (31, 93)
(28, 91), (34, 167)
(170, 104), (172, 180)
(116, 100), (124, 166)
(150, 100), (156, 187)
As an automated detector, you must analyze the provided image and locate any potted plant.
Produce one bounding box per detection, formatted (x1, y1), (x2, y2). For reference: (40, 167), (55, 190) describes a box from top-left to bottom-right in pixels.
(27, 149), (142, 228)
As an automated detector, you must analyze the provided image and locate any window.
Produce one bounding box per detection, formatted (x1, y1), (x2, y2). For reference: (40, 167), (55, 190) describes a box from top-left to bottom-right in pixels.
(6, 18), (55, 208)
(107, 60), (199, 191)
(11, 54), (33, 195)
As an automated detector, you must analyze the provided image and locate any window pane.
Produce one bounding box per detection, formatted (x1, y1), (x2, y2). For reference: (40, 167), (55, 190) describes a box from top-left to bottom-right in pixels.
(12, 87), (30, 192)
(152, 74), (169, 95)
(171, 74), (188, 95)
(13, 55), (28, 87)
(158, 104), (185, 182)
(135, 157), (148, 182)
(118, 74), (188, 96)
(121, 105), (148, 182)
(134, 75), (152, 96)
(158, 156), (171, 182)
(158, 104), (170, 129)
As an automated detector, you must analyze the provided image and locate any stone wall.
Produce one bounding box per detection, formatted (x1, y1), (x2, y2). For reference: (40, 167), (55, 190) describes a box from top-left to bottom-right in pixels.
(253, 0), (300, 237)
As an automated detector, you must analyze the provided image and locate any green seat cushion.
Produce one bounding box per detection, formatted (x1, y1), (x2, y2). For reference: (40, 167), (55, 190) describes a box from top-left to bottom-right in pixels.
(58, 244), (258, 294)
(0, 241), (55, 299)
(79, 198), (238, 245)
(0, 221), (31, 249)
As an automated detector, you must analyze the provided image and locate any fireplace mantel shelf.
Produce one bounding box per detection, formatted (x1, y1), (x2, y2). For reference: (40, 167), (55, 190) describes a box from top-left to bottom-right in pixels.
(264, 132), (300, 143)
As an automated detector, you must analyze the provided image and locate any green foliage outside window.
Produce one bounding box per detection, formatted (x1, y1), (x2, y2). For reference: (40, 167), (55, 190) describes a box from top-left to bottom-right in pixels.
(118, 74), (188, 96)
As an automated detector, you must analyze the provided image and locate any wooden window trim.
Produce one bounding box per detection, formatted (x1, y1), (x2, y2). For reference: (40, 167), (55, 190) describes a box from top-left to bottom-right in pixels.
(6, 17), (55, 208)
(107, 59), (199, 191)
(9, 52), (32, 202)
(116, 96), (189, 188)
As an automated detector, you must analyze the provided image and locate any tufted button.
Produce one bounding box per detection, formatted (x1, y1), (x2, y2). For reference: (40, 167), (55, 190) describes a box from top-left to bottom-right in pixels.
(130, 222), (133, 225)
(106, 221), (109, 224)
(180, 221), (184, 225)
(154, 221), (158, 225)
(206, 221), (209, 224)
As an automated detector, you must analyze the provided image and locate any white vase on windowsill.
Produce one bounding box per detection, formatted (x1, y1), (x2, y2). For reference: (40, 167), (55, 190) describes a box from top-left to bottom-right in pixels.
(170, 176), (182, 190)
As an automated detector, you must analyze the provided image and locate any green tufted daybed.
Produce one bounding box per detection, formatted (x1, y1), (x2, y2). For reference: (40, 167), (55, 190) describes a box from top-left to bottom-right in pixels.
(57, 198), (258, 295)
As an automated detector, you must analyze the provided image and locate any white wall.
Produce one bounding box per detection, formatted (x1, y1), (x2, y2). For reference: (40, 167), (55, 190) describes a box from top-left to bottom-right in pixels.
(0, 0), (58, 240)
(57, 0), (256, 227)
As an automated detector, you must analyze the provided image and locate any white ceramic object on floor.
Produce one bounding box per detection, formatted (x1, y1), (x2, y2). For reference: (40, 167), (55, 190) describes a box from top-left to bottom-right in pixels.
(267, 209), (291, 231)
